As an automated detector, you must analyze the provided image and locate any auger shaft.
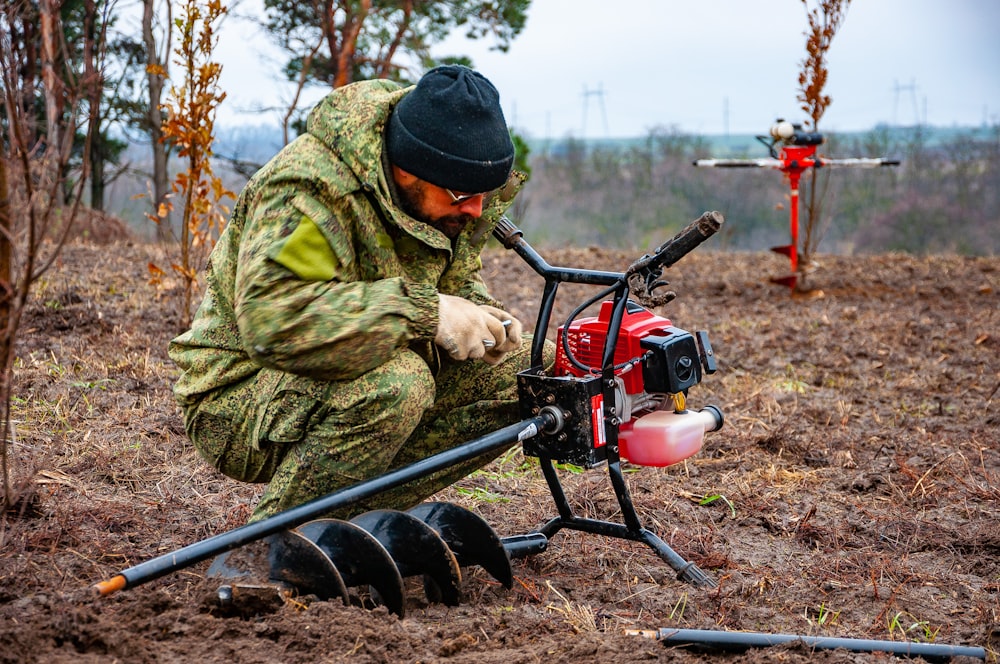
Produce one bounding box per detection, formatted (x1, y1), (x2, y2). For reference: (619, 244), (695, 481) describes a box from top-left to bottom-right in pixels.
(93, 412), (556, 597)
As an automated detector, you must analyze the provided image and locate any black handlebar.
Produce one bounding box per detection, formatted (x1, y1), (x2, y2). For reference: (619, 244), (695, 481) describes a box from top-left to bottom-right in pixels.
(493, 212), (724, 368)
(493, 211), (724, 288)
(625, 211), (724, 307)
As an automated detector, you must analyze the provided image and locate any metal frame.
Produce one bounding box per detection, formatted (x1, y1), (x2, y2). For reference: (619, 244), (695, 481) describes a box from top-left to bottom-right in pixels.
(492, 215), (717, 588)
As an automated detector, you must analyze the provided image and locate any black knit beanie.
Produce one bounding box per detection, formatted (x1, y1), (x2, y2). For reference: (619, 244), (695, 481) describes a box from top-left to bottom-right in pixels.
(386, 65), (515, 193)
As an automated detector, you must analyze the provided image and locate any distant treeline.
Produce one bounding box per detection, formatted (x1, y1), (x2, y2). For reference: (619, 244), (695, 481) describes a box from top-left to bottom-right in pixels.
(108, 124), (998, 256)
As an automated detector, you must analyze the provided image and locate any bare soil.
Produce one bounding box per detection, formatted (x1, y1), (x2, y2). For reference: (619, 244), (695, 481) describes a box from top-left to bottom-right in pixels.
(2, 238), (998, 663)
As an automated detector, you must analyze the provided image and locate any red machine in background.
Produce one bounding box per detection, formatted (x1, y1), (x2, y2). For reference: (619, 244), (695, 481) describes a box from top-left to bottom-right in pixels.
(694, 120), (900, 288)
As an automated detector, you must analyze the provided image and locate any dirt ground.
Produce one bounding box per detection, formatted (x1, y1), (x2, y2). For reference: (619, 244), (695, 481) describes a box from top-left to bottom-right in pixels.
(1, 235), (998, 663)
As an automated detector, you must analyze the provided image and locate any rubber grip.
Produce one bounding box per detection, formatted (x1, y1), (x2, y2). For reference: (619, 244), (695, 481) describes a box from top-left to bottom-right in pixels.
(631, 210), (724, 274)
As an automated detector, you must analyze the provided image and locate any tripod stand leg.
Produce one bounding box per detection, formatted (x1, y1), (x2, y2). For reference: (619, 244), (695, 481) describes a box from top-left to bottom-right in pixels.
(524, 456), (717, 588)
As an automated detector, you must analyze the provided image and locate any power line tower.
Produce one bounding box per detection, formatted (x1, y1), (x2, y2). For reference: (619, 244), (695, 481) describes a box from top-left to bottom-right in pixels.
(723, 96), (730, 140)
(581, 84), (609, 138)
(893, 79), (920, 126)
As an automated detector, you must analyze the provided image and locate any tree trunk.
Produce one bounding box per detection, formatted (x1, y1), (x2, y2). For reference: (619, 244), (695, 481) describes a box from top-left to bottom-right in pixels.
(89, 137), (106, 212)
(0, 155), (10, 352)
(0, 154), (9, 507)
(83, 0), (106, 212)
(39, 0), (64, 198)
(144, 0), (172, 242)
(9, 15), (41, 149)
(332, 0), (371, 88)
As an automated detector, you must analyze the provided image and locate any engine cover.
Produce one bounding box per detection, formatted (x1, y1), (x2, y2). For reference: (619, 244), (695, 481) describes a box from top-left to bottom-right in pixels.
(640, 329), (701, 394)
(554, 300), (676, 395)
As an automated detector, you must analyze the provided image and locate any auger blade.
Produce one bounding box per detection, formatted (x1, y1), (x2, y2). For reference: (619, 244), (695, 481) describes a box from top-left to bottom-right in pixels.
(295, 518), (406, 617)
(770, 273), (798, 289)
(206, 531), (349, 605)
(266, 530), (350, 603)
(351, 509), (463, 606)
(409, 502), (513, 589)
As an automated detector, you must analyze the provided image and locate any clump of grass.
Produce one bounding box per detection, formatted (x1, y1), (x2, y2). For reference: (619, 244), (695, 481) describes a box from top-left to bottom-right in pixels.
(544, 581), (598, 633)
(698, 493), (736, 519)
(886, 610), (940, 643)
(804, 602), (840, 628)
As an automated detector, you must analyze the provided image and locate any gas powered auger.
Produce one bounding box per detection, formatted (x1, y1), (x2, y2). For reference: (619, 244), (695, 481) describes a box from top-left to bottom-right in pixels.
(694, 120), (900, 289)
(93, 211), (726, 616)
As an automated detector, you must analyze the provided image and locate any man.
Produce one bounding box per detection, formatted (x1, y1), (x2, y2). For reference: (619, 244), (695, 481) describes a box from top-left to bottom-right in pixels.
(169, 65), (549, 523)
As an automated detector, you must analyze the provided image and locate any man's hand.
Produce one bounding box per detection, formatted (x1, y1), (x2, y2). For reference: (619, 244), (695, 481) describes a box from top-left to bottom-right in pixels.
(436, 294), (509, 361)
(476, 305), (523, 365)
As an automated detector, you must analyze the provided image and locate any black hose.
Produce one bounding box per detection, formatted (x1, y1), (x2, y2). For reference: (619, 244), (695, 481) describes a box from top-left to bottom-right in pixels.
(634, 628), (986, 662)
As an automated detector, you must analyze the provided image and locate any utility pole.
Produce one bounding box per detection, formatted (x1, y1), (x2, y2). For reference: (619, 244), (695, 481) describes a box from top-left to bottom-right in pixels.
(723, 97), (730, 140)
(892, 79), (919, 127)
(581, 84), (609, 138)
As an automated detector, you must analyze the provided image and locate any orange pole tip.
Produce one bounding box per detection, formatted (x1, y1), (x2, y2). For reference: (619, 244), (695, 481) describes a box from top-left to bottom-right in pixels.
(92, 574), (128, 597)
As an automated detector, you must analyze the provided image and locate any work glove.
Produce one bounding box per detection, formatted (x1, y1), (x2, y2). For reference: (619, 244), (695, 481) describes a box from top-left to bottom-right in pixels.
(435, 294), (521, 362)
(478, 305), (523, 365)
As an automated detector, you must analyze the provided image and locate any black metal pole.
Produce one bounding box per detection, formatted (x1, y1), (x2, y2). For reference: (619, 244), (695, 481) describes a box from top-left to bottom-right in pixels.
(637, 628), (987, 662)
(93, 413), (555, 596)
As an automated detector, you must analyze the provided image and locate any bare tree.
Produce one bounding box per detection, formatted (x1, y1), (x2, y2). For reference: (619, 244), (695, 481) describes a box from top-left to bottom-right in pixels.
(0, 0), (104, 508)
(796, 0), (851, 288)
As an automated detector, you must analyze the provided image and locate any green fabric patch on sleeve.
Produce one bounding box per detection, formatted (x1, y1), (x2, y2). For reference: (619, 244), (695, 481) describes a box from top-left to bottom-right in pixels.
(273, 215), (339, 281)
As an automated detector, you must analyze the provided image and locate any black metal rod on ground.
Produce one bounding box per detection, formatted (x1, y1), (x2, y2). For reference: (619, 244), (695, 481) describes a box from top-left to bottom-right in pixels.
(92, 413), (555, 597)
(629, 628), (987, 662)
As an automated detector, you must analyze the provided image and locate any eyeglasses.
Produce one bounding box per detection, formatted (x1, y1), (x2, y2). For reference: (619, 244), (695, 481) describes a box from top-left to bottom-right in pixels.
(444, 187), (487, 206)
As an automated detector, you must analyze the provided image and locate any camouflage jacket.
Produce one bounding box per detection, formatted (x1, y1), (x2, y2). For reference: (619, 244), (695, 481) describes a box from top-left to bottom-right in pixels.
(169, 79), (524, 406)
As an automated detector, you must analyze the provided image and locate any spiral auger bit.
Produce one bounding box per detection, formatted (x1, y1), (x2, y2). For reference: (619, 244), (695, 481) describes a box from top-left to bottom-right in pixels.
(207, 501), (512, 618)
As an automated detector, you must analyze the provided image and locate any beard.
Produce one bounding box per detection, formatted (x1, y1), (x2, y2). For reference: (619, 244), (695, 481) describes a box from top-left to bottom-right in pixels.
(395, 179), (474, 239)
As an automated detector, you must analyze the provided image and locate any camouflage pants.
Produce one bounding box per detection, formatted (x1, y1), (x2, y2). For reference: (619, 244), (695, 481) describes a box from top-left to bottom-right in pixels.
(183, 335), (552, 522)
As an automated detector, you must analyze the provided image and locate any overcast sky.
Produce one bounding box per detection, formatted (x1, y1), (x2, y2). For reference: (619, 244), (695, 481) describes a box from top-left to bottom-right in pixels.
(214, 0), (1000, 139)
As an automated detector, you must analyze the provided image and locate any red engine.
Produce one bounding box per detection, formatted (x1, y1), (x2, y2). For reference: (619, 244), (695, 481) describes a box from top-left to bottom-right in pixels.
(519, 299), (712, 467)
(555, 300), (674, 394)
(555, 300), (706, 424)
